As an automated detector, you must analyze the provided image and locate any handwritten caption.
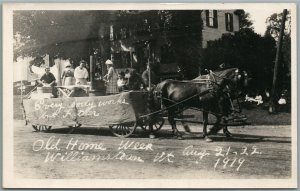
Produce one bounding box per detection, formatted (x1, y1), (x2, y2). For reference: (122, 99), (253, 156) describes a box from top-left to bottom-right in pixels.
(32, 136), (263, 172)
(34, 98), (129, 119)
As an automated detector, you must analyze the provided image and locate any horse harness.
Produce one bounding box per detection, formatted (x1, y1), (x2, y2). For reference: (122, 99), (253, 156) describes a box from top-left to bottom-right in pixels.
(144, 70), (242, 118)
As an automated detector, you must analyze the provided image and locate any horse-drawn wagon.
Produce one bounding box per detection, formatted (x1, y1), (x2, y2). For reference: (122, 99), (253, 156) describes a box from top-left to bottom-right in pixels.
(22, 68), (250, 140)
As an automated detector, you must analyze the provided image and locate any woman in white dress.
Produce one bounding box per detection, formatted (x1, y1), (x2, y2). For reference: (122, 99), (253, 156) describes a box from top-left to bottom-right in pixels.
(61, 64), (75, 86)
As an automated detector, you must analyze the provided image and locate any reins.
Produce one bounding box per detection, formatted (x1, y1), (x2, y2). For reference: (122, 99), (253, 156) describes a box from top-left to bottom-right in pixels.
(140, 68), (243, 119)
(139, 88), (215, 118)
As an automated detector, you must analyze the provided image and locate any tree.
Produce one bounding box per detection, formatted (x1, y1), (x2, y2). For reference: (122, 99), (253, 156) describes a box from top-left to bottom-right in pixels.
(163, 11), (203, 79)
(265, 11), (291, 96)
(14, 10), (205, 80)
(234, 9), (254, 30)
(112, 10), (203, 79)
(202, 28), (276, 94)
(265, 11), (291, 40)
(13, 11), (113, 63)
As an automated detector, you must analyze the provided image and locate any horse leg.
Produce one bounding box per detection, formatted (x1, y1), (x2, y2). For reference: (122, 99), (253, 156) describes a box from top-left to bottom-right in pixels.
(179, 112), (191, 133)
(181, 121), (191, 132)
(168, 111), (183, 140)
(236, 97), (242, 113)
(208, 116), (223, 135)
(203, 111), (212, 142)
(222, 117), (232, 138)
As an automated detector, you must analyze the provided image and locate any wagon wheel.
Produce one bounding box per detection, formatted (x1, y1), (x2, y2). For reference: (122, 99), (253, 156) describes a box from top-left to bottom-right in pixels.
(68, 123), (82, 134)
(140, 117), (165, 132)
(109, 122), (137, 138)
(32, 125), (52, 132)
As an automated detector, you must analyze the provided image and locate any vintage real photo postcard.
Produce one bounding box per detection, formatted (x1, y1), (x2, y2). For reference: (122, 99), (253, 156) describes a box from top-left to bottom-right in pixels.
(2, 3), (297, 188)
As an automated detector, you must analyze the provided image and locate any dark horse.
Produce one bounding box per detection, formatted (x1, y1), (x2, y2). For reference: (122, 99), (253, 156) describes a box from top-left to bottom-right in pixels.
(150, 68), (248, 141)
(193, 68), (248, 104)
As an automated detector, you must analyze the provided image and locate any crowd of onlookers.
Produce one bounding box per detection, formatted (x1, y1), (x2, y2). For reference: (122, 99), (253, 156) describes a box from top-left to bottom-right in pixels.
(244, 89), (290, 112)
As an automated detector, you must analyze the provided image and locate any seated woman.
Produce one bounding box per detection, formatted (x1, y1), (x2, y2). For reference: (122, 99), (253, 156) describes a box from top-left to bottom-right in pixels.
(117, 71), (127, 91)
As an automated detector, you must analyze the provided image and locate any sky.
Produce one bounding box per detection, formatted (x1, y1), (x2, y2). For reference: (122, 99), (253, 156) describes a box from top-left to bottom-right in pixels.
(244, 7), (287, 35)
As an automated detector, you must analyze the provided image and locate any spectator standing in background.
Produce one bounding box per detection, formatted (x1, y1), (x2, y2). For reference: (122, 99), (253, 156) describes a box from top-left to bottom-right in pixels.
(74, 60), (89, 85)
(103, 59), (119, 95)
(61, 63), (75, 86)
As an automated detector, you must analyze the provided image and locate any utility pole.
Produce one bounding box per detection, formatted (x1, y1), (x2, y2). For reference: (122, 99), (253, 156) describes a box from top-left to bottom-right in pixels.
(147, 42), (151, 90)
(269, 9), (287, 114)
(90, 55), (94, 90)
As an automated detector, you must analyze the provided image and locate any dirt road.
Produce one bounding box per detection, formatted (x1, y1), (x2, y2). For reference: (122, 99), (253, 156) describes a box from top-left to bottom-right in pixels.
(13, 120), (291, 179)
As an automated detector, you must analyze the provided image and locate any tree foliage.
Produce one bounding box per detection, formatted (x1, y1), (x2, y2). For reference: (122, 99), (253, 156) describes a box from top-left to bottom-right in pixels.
(14, 11), (112, 63)
(265, 10), (291, 93)
(265, 11), (291, 40)
(234, 9), (254, 30)
(162, 11), (203, 79)
(14, 10), (203, 77)
(202, 28), (277, 93)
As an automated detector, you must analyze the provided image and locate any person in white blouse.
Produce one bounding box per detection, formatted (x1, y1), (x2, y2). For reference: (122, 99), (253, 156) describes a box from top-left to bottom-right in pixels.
(74, 60), (89, 85)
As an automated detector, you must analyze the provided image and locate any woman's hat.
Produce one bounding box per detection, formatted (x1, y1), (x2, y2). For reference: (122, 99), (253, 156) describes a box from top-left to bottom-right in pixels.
(105, 59), (113, 65)
(79, 60), (87, 65)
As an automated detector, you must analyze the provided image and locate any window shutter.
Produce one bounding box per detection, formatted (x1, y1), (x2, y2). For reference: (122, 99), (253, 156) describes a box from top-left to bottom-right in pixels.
(230, 14), (234, 31)
(205, 10), (209, 26)
(225, 13), (229, 31)
(213, 10), (218, 28)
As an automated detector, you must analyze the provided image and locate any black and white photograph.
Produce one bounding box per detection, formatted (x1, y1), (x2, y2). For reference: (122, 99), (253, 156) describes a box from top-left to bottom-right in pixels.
(3, 3), (297, 188)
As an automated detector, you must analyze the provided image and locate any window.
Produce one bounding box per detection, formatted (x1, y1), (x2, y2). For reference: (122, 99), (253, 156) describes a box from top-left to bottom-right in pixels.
(225, 13), (234, 32)
(206, 10), (218, 28)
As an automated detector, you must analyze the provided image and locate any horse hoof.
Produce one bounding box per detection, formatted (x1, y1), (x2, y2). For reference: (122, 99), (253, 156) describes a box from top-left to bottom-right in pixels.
(149, 134), (156, 139)
(183, 125), (191, 133)
(177, 136), (184, 140)
(204, 137), (213, 142)
(225, 132), (232, 138)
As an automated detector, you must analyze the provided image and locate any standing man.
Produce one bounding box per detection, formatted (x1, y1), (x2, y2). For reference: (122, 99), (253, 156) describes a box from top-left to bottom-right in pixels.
(142, 62), (157, 90)
(74, 60), (89, 85)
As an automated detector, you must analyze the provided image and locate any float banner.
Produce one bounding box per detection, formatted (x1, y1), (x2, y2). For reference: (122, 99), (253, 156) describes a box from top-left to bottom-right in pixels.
(22, 92), (147, 127)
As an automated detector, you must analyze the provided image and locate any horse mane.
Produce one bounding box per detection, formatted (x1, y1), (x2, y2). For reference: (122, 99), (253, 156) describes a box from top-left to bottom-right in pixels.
(213, 68), (238, 78)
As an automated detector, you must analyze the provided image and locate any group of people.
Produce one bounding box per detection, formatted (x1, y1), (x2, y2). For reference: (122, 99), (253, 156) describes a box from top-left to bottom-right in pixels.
(38, 59), (157, 96)
(40, 60), (89, 87)
(104, 59), (158, 94)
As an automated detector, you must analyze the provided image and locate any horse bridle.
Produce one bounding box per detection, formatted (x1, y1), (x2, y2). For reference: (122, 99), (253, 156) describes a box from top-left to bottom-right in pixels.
(208, 69), (246, 113)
